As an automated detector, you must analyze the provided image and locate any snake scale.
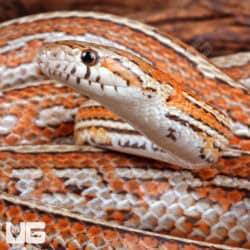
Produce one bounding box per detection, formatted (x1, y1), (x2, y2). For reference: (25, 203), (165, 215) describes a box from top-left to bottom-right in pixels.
(0, 11), (249, 249)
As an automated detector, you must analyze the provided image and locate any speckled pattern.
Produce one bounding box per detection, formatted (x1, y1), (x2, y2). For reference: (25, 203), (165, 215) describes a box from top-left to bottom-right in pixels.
(0, 82), (85, 145)
(0, 146), (249, 249)
(0, 193), (237, 250)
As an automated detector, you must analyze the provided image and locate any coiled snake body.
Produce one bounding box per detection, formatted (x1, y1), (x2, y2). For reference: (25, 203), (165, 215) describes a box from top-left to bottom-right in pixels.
(0, 11), (249, 249)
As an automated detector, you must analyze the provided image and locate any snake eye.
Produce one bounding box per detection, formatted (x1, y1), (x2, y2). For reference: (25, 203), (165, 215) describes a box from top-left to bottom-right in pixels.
(81, 50), (98, 66)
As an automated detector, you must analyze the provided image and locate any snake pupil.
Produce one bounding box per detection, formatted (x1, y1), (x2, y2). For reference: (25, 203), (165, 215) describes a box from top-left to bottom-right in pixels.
(81, 50), (97, 66)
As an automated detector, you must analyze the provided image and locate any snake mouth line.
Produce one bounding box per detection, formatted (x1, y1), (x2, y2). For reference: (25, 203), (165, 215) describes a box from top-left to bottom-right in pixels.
(39, 64), (135, 92)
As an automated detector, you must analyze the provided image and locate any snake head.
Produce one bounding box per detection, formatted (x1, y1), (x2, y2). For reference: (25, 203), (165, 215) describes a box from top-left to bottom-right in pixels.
(37, 40), (231, 169)
(37, 40), (169, 94)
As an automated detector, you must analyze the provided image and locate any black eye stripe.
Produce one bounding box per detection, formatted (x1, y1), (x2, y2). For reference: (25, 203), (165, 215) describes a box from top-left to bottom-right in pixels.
(81, 49), (98, 66)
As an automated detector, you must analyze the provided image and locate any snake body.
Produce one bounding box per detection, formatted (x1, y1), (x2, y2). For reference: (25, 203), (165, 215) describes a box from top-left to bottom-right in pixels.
(0, 11), (249, 249)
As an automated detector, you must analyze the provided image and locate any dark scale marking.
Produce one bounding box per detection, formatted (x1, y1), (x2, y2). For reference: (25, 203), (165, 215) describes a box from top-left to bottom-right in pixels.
(185, 84), (202, 97)
(113, 58), (123, 64)
(111, 59), (144, 87)
(143, 87), (157, 99)
(66, 74), (70, 81)
(199, 148), (213, 163)
(88, 80), (91, 86)
(168, 97), (229, 140)
(143, 87), (157, 92)
(194, 115), (228, 139)
(130, 142), (147, 150)
(214, 76), (249, 94)
(123, 141), (131, 148)
(130, 59), (140, 67)
(96, 76), (100, 82)
(66, 185), (84, 195)
(76, 125), (139, 136)
(112, 70), (130, 86)
(165, 113), (203, 134)
(199, 149), (206, 160)
(118, 139), (147, 151)
(113, 70), (120, 77)
(164, 113), (216, 161)
(63, 65), (67, 72)
(151, 144), (163, 152)
(184, 93), (231, 130)
(165, 95), (173, 103)
(71, 67), (76, 74)
(77, 105), (108, 112)
(214, 77), (232, 86)
(174, 50), (198, 68)
(213, 140), (223, 151)
(55, 40), (75, 49)
(76, 77), (81, 84)
(165, 128), (177, 141)
(84, 67), (90, 79)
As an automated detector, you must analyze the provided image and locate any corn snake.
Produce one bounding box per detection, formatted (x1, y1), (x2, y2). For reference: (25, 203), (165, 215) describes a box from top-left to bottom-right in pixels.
(0, 11), (249, 249)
